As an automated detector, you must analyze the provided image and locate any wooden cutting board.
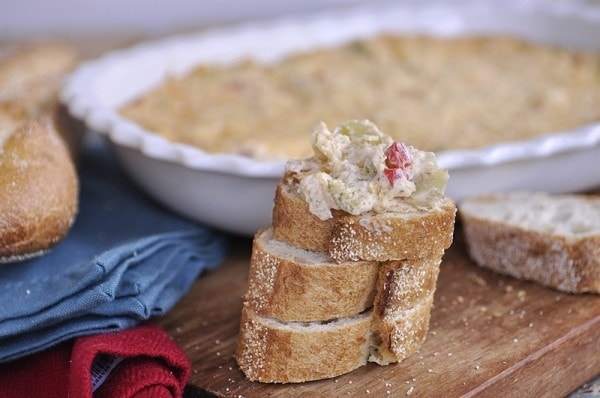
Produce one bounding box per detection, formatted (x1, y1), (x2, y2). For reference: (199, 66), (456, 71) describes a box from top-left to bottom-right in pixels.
(157, 229), (600, 397)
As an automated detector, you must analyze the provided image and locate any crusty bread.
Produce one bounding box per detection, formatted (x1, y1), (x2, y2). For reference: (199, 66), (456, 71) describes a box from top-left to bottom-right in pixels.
(272, 180), (456, 262)
(0, 43), (77, 135)
(271, 181), (337, 253)
(237, 230), (443, 381)
(0, 42), (76, 95)
(237, 292), (434, 383)
(0, 42), (80, 152)
(329, 204), (455, 262)
(460, 191), (600, 294)
(238, 121), (455, 383)
(236, 308), (372, 383)
(0, 115), (79, 262)
(368, 291), (434, 366)
(246, 228), (443, 322)
(373, 254), (443, 317)
(245, 228), (379, 322)
(0, 43), (79, 262)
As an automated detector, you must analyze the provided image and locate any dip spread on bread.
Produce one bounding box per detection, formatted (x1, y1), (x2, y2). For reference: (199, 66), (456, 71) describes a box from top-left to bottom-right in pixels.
(286, 120), (448, 220)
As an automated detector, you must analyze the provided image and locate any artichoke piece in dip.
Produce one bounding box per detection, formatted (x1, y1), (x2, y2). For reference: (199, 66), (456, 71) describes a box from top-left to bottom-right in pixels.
(286, 120), (449, 220)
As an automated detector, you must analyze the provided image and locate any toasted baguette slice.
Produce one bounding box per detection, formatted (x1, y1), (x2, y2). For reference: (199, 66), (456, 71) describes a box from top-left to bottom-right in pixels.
(245, 228), (379, 322)
(368, 254), (441, 365)
(373, 253), (443, 317)
(368, 291), (434, 365)
(245, 229), (443, 322)
(272, 181), (336, 253)
(272, 180), (456, 262)
(236, 293), (434, 383)
(460, 192), (600, 294)
(236, 308), (372, 383)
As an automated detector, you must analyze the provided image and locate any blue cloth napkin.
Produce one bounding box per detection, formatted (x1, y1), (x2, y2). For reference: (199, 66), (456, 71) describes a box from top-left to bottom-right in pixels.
(0, 137), (229, 363)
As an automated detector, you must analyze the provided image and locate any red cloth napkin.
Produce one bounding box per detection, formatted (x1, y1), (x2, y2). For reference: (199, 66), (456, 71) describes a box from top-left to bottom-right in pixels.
(0, 323), (190, 398)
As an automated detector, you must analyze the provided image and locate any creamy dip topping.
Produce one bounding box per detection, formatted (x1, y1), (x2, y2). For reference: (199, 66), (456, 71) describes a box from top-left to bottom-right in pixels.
(286, 120), (449, 220)
(122, 36), (600, 160)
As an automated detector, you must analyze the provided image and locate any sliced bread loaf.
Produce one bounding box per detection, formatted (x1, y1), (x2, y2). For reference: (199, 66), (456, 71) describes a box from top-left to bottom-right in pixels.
(245, 228), (379, 322)
(236, 291), (434, 383)
(236, 308), (372, 383)
(245, 228), (443, 323)
(237, 120), (455, 383)
(273, 180), (456, 262)
(460, 191), (600, 294)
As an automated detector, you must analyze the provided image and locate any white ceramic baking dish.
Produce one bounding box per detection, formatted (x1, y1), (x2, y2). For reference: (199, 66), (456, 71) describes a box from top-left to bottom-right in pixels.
(61, 0), (600, 235)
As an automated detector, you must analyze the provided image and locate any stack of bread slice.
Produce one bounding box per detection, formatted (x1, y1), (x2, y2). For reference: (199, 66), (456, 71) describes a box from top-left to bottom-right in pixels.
(236, 120), (456, 383)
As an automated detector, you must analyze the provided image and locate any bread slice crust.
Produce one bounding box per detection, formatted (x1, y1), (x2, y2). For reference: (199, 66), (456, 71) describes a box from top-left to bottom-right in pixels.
(460, 192), (600, 294)
(245, 228), (379, 322)
(369, 291), (434, 365)
(246, 229), (443, 323)
(272, 181), (456, 262)
(0, 116), (78, 262)
(0, 43), (79, 262)
(237, 242), (444, 381)
(236, 308), (372, 383)
(236, 290), (436, 382)
(373, 253), (443, 317)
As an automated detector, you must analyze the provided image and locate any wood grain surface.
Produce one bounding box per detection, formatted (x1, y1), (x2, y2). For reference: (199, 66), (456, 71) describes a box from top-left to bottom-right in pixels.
(158, 226), (600, 398)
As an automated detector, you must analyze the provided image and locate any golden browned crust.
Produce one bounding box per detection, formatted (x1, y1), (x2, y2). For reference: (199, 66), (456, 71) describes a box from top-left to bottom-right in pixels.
(236, 290), (437, 382)
(0, 42), (77, 135)
(0, 43), (80, 262)
(272, 180), (456, 262)
(461, 214), (600, 294)
(2, 95), (86, 160)
(272, 181), (334, 252)
(245, 228), (379, 322)
(237, 234), (445, 382)
(369, 292), (434, 365)
(246, 229), (444, 323)
(240, 158), (455, 382)
(367, 254), (440, 365)
(329, 199), (456, 262)
(373, 252), (443, 318)
(0, 42), (77, 95)
(235, 308), (371, 383)
(0, 116), (79, 262)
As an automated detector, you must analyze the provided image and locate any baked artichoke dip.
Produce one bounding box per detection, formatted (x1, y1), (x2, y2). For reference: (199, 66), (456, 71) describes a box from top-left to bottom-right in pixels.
(286, 120), (448, 220)
(121, 35), (600, 161)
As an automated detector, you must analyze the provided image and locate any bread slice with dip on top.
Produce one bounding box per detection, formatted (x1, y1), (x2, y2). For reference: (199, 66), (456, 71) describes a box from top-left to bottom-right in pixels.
(272, 120), (455, 262)
(236, 120), (456, 383)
